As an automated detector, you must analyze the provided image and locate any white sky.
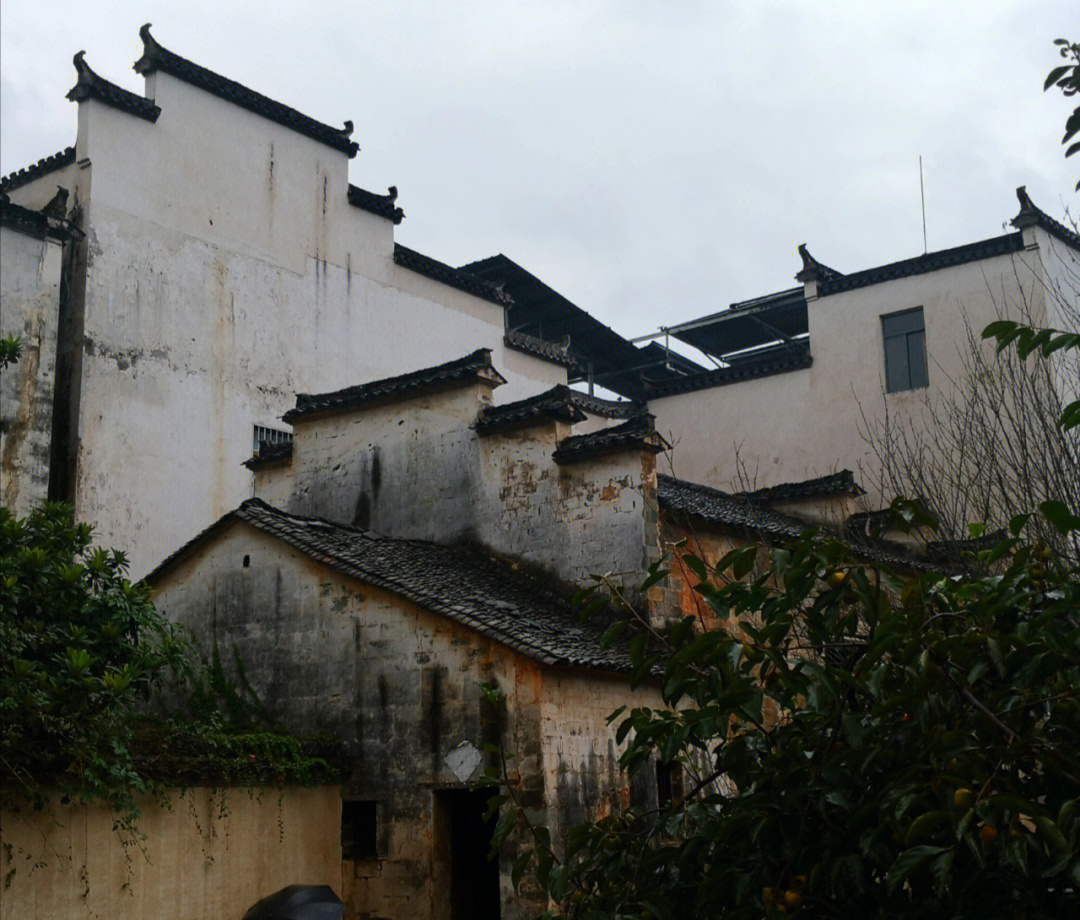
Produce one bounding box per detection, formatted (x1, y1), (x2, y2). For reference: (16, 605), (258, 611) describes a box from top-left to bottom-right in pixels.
(2, 1), (1075, 338)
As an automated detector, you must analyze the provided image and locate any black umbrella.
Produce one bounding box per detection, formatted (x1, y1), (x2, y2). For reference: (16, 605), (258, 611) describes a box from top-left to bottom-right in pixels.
(242, 884), (345, 920)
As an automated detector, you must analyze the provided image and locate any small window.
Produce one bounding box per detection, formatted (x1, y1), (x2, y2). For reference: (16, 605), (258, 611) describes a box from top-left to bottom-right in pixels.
(882, 308), (928, 392)
(341, 800), (378, 860)
(253, 424), (293, 454)
(656, 761), (684, 808)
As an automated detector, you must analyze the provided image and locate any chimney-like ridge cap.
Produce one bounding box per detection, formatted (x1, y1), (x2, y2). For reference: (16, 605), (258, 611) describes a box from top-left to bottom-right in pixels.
(1010, 185), (1080, 250)
(795, 243), (843, 284)
(66, 50), (161, 122)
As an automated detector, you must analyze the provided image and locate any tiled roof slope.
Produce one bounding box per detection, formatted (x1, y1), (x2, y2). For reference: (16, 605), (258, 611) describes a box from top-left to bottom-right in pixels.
(646, 344), (812, 399)
(737, 470), (862, 504)
(395, 244), (512, 306)
(553, 415), (669, 464)
(0, 147), (76, 194)
(503, 329), (580, 369)
(348, 184), (404, 224)
(817, 233), (1024, 296)
(1012, 186), (1080, 251)
(662, 476), (932, 571)
(283, 349), (505, 423)
(66, 52), (161, 122)
(149, 499), (636, 674)
(0, 195), (75, 241)
(475, 386), (587, 435)
(133, 24), (358, 156)
(243, 440), (294, 470)
(658, 475), (811, 540)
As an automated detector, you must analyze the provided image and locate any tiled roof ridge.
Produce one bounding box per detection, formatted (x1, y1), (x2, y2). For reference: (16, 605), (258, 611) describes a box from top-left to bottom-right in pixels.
(133, 24), (358, 156)
(1012, 185), (1080, 251)
(475, 385), (586, 435)
(553, 414), (669, 464)
(646, 344), (811, 398)
(0, 194), (76, 241)
(394, 244), (512, 306)
(736, 469), (862, 504)
(66, 51), (161, 122)
(282, 348), (503, 423)
(503, 329), (581, 369)
(0, 147), (76, 194)
(817, 232), (1024, 296)
(347, 184), (404, 224)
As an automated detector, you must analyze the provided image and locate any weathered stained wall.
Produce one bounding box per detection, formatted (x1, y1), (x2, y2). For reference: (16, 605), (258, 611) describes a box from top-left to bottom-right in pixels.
(650, 243), (1055, 503)
(0, 786), (341, 920)
(278, 381), (659, 590)
(0, 224), (64, 514)
(151, 521), (661, 920)
(9, 65), (564, 575)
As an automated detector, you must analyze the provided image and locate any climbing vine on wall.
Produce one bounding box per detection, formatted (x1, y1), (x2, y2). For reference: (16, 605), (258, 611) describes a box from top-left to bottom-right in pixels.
(0, 503), (339, 842)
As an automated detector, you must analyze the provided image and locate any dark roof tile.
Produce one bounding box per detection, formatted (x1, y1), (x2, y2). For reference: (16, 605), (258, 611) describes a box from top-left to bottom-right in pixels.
(148, 499), (636, 674)
(817, 233), (1024, 296)
(395, 244), (511, 305)
(243, 440), (294, 470)
(475, 385), (586, 435)
(133, 24), (357, 156)
(553, 415), (668, 464)
(503, 329), (580, 369)
(0, 194), (75, 241)
(66, 52), (161, 122)
(736, 470), (862, 504)
(348, 184), (404, 224)
(658, 475), (810, 539)
(0, 147), (76, 194)
(646, 344), (812, 398)
(283, 349), (504, 423)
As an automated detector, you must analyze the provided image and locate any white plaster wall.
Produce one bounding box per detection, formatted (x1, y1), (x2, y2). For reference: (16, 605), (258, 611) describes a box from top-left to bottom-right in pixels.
(66, 78), (562, 575)
(650, 246), (1052, 502)
(0, 226), (64, 514)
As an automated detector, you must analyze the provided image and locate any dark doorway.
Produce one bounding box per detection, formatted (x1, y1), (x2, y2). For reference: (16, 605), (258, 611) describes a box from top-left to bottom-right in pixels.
(437, 789), (501, 920)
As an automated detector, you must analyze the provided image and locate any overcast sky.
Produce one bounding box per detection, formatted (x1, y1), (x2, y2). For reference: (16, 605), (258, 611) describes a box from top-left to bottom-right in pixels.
(2, 1), (1075, 339)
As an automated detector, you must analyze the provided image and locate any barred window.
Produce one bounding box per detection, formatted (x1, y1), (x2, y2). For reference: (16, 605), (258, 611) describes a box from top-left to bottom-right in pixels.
(252, 424), (293, 454)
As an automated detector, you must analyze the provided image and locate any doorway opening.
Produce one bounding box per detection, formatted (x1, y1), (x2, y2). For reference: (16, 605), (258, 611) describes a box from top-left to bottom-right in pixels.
(434, 789), (501, 920)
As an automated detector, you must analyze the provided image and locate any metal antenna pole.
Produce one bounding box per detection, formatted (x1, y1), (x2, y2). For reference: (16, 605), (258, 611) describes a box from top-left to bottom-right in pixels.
(919, 155), (927, 254)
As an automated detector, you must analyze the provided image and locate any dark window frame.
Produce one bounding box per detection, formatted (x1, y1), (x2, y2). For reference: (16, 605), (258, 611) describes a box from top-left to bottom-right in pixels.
(341, 799), (379, 861)
(882, 307), (928, 393)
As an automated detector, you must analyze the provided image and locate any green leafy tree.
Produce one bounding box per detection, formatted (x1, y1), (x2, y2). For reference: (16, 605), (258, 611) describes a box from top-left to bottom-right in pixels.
(478, 223), (1080, 916)
(0, 504), (337, 834)
(1, 503), (189, 824)
(1045, 37), (1080, 190)
(484, 504), (1080, 918)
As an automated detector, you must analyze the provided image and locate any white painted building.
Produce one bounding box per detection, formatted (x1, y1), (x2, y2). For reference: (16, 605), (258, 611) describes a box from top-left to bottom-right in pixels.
(1, 26), (569, 574)
(642, 191), (1080, 505)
